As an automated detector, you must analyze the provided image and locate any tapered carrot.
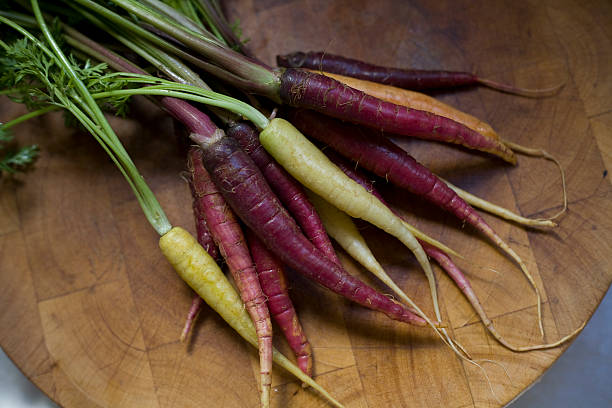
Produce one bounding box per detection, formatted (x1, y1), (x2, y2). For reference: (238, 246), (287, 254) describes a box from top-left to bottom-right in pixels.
(246, 229), (313, 377)
(228, 121), (341, 267)
(194, 130), (427, 327)
(188, 147), (272, 408)
(180, 145), (222, 343)
(277, 51), (564, 97)
(278, 69), (515, 162)
(307, 70), (503, 145)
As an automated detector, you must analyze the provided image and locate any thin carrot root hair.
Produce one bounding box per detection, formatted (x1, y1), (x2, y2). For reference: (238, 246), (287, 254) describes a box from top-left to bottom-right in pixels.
(485, 229), (545, 338)
(504, 140), (568, 221)
(180, 296), (204, 342)
(431, 242), (585, 351)
(477, 77), (565, 98)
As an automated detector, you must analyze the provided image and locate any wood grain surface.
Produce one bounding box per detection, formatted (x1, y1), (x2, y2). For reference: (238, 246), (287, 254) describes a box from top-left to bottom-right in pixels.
(1, 0), (611, 407)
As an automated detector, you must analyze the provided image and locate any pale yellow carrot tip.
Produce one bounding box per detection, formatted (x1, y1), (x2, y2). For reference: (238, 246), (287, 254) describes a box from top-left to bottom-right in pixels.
(441, 177), (558, 229)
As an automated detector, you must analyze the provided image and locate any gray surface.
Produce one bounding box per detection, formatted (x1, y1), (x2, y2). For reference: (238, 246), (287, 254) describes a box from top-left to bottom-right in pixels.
(1, 287), (611, 407)
(509, 286), (612, 408)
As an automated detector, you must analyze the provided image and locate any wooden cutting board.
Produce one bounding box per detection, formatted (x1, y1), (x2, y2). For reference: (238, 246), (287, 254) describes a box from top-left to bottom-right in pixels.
(1, 0), (611, 407)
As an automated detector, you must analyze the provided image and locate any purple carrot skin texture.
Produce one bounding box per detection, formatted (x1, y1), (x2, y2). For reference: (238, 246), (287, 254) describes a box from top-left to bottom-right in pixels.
(246, 229), (313, 377)
(257, 118), (439, 323)
(227, 122), (341, 267)
(277, 51), (564, 97)
(160, 228), (344, 408)
(188, 148), (272, 408)
(278, 69), (515, 162)
(324, 150), (461, 258)
(287, 109), (544, 336)
(420, 241), (585, 351)
(190, 129), (426, 326)
(180, 149), (223, 343)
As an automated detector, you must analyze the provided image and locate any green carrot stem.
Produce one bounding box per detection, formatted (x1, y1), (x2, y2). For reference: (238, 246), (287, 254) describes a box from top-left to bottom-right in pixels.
(5, 6), (171, 236)
(109, 0), (279, 95)
(140, 0), (221, 45)
(66, 1), (270, 95)
(2, 106), (59, 129)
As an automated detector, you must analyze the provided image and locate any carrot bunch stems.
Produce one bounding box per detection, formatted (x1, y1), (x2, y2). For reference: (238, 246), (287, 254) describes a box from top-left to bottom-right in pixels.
(89, 0), (280, 96)
(65, 0), (523, 161)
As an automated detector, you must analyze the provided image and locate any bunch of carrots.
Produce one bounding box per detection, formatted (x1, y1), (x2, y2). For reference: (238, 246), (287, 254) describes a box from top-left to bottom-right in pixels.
(0, 1), (583, 407)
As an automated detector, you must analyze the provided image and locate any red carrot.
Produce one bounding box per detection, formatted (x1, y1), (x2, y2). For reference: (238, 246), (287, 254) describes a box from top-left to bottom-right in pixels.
(421, 241), (585, 351)
(191, 131), (427, 327)
(180, 166), (221, 343)
(277, 51), (564, 97)
(287, 108), (544, 335)
(227, 121), (341, 267)
(246, 229), (313, 377)
(278, 69), (514, 161)
(188, 147), (273, 407)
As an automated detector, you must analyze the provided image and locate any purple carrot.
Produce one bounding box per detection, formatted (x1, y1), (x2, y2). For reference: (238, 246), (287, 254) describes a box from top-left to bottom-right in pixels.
(278, 69), (514, 161)
(246, 229), (313, 377)
(287, 108), (543, 334)
(191, 131), (426, 327)
(227, 121), (341, 267)
(180, 156), (222, 342)
(188, 147), (273, 406)
(277, 51), (564, 97)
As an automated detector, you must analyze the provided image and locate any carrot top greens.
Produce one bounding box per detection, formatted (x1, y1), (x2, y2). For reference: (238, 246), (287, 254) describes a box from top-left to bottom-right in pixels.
(0, 6), (269, 229)
(0, 9), (171, 233)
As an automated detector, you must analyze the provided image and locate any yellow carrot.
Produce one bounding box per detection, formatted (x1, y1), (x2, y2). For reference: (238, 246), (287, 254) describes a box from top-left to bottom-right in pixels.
(259, 119), (442, 323)
(307, 192), (480, 362)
